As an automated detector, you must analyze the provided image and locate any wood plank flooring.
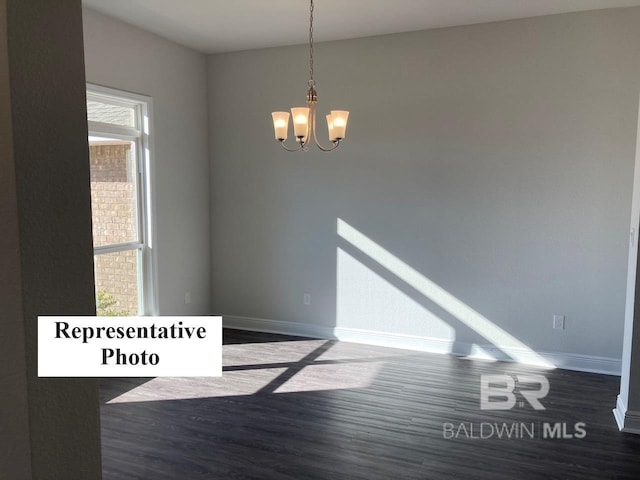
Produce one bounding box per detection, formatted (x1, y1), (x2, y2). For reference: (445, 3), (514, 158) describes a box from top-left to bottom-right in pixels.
(100, 329), (640, 479)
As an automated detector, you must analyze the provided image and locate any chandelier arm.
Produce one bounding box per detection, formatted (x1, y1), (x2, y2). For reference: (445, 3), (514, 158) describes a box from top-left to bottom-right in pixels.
(309, 104), (339, 151)
(278, 139), (304, 152)
(312, 134), (339, 152)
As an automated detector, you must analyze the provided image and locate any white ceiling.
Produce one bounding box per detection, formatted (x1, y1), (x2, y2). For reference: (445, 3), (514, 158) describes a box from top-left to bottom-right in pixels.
(82, 0), (640, 54)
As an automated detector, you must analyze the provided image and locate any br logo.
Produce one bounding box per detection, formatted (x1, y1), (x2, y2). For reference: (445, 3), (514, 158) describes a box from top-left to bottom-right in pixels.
(480, 374), (549, 410)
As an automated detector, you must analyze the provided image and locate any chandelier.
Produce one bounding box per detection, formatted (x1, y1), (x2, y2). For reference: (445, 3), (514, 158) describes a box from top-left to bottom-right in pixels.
(271, 0), (349, 152)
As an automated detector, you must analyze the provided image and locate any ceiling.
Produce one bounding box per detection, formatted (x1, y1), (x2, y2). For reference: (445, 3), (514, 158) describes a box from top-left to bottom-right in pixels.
(82, 0), (640, 54)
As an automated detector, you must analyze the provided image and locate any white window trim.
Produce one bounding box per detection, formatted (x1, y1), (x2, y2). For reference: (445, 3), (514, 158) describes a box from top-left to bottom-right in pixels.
(87, 83), (158, 316)
(88, 121), (140, 140)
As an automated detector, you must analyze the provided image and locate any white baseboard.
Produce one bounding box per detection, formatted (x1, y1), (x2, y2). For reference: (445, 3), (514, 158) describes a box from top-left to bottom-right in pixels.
(223, 315), (333, 341)
(222, 315), (621, 376)
(613, 395), (640, 433)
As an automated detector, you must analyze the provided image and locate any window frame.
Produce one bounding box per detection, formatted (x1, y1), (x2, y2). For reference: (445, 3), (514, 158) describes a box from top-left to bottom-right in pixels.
(87, 83), (158, 316)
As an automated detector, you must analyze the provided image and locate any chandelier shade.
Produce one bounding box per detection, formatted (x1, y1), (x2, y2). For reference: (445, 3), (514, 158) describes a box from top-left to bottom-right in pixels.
(271, 0), (349, 152)
(271, 112), (290, 141)
(291, 107), (311, 140)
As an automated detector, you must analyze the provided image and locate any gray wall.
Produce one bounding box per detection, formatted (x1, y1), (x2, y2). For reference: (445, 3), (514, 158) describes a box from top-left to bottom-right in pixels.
(83, 8), (211, 315)
(208, 7), (640, 360)
(1, 0), (102, 477)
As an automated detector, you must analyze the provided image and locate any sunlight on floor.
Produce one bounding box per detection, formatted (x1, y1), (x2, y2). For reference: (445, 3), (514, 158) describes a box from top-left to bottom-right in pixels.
(222, 340), (330, 367)
(107, 340), (384, 404)
(106, 368), (289, 404)
(274, 362), (383, 393)
(315, 340), (418, 361)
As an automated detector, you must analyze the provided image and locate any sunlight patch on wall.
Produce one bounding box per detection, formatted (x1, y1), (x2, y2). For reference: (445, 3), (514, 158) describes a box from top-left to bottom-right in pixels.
(337, 218), (554, 368)
(337, 247), (455, 341)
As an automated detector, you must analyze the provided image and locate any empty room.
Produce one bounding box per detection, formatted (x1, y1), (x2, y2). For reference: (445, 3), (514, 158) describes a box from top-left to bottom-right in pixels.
(4, 0), (640, 478)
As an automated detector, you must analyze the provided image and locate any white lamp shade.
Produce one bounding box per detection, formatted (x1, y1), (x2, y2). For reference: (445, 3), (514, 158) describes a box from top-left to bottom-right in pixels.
(291, 107), (310, 140)
(330, 110), (349, 139)
(326, 114), (337, 141)
(271, 111), (290, 140)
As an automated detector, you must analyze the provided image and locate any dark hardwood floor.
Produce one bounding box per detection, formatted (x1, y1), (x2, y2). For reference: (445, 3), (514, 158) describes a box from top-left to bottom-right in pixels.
(100, 329), (640, 479)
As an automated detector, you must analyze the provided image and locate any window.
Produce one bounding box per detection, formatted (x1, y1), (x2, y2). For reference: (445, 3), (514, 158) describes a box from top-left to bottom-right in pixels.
(87, 85), (156, 316)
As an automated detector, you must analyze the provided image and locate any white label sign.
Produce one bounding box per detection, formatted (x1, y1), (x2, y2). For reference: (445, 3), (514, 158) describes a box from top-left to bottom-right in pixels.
(38, 316), (222, 377)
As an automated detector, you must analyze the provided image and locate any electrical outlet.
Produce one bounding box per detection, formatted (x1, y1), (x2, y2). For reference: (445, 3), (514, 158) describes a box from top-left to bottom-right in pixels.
(303, 293), (311, 306)
(553, 315), (565, 330)
(184, 292), (191, 304)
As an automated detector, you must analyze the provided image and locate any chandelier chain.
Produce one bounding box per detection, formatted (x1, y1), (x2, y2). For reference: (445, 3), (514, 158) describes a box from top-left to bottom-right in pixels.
(309, 0), (314, 86)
